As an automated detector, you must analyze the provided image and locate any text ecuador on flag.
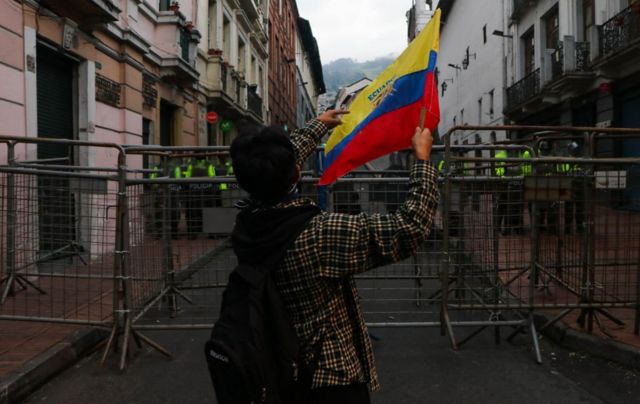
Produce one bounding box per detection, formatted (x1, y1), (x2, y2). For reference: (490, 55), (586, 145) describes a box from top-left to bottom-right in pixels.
(319, 9), (441, 186)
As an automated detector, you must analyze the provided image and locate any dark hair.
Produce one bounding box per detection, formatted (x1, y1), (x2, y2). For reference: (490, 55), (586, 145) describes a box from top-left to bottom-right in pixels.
(230, 125), (297, 205)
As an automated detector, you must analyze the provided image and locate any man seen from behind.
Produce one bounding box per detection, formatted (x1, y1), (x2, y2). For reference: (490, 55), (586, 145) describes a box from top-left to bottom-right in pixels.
(229, 109), (439, 403)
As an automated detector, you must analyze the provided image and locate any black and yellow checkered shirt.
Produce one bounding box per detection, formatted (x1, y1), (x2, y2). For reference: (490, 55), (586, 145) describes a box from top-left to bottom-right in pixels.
(274, 119), (439, 391)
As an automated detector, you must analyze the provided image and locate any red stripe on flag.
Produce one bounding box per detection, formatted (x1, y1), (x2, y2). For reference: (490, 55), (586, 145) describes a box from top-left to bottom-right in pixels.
(319, 72), (439, 186)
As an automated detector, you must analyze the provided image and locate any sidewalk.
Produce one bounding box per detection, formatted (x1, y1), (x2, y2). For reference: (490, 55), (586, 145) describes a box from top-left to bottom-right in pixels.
(0, 237), (221, 403)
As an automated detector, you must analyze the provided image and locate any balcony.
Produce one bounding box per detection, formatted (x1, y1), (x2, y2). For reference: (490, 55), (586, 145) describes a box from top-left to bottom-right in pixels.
(36, 0), (120, 28)
(155, 21), (201, 85)
(247, 90), (263, 122)
(506, 68), (541, 113)
(542, 38), (594, 91)
(204, 59), (247, 122)
(506, 36), (596, 117)
(599, 4), (640, 59)
(238, 0), (264, 21)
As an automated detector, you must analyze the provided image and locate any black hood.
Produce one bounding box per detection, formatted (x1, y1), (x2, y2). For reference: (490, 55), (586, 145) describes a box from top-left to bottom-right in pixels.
(231, 204), (320, 267)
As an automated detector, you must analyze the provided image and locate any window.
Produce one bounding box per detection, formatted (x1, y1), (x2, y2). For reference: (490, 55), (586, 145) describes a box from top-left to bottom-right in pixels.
(453, 116), (457, 127)
(522, 28), (535, 75)
(460, 109), (465, 125)
(159, 0), (170, 11)
(489, 89), (495, 117)
(544, 6), (559, 49)
(238, 38), (246, 74)
(223, 17), (231, 57)
(582, 0), (595, 41)
(208, 2), (217, 50)
(483, 25), (487, 44)
(478, 98), (483, 124)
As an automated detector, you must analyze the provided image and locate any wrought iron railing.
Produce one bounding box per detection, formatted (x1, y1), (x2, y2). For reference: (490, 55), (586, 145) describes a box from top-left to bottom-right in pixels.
(575, 41), (591, 71)
(600, 4), (640, 56)
(506, 68), (540, 111)
(550, 41), (591, 80)
(247, 91), (262, 118)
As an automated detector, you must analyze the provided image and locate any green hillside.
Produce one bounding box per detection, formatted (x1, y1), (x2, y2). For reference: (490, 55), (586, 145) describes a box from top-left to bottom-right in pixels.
(323, 56), (394, 92)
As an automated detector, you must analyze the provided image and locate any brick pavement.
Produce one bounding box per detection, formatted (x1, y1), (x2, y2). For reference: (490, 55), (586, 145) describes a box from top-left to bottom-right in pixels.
(0, 236), (220, 380)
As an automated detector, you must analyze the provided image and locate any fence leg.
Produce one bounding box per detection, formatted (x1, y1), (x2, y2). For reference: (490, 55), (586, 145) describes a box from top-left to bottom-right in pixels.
(528, 312), (543, 364)
(1, 143), (46, 304)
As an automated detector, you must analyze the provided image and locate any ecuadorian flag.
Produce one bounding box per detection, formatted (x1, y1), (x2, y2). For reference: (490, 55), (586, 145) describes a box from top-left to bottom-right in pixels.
(319, 9), (441, 186)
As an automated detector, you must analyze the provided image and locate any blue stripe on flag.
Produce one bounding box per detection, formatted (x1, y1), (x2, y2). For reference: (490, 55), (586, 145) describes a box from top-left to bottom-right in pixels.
(324, 51), (438, 168)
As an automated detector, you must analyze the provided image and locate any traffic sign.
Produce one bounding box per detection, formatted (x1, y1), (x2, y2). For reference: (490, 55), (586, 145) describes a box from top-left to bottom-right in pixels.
(206, 111), (218, 124)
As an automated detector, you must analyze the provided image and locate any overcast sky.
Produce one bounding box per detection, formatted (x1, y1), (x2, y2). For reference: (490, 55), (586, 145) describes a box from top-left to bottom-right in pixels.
(297, 0), (411, 64)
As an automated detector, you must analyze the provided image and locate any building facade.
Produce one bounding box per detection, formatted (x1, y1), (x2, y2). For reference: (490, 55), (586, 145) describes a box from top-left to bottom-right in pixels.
(407, 0), (436, 41)
(504, 0), (640, 158)
(436, 0), (507, 149)
(0, 0), (206, 259)
(295, 16), (325, 128)
(268, 0), (297, 131)
(334, 78), (372, 111)
(0, 0), (205, 167)
(197, 0), (269, 146)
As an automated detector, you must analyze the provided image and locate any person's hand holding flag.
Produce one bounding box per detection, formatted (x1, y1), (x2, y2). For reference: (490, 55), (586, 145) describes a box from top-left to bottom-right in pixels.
(412, 127), (433, 161)
(317, 109), (350, 129)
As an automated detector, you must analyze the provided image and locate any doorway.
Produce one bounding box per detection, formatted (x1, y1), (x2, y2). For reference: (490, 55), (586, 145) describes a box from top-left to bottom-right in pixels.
(36, 43), (77, 256)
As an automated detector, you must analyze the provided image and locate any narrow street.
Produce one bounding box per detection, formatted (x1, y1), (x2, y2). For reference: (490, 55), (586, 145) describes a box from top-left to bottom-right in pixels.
(24, 328), (640, 404)
(3, 0), (640, 403)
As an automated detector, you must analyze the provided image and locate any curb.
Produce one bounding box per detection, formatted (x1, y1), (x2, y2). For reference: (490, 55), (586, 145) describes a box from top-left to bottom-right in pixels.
(0, 327), (107, 404)
(534, 313), (640, 369)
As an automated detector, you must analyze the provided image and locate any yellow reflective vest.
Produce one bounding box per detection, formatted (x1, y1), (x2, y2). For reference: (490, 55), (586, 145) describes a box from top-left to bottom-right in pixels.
(495, 150), (507, 177)
(520, 151), (532, 176)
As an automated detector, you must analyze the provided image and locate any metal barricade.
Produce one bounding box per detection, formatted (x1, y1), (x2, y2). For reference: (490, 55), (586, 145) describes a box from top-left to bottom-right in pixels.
(2, 125), (640, 370)
(326, 173), (445, 328)
(0, 136), (124, 327)
(120, 147), (246, 336)
(439, 126), (640, 359)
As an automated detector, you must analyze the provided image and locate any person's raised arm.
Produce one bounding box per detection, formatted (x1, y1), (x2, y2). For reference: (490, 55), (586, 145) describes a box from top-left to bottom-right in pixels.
(290, 109), (349, 165)
(317, 127), (440, 277)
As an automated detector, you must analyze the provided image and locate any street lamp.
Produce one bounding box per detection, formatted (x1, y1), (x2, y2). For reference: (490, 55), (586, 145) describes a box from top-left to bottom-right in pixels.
(492, 30), (513, 38)
(462, 47), (476, 70)
(448, 63), (461, 70)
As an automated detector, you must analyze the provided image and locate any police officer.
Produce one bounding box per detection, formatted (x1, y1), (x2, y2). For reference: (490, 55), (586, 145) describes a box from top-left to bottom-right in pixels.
(220, 157), (240, 207)
(148, 162), (164, 239)
(185, 157), (210, 238)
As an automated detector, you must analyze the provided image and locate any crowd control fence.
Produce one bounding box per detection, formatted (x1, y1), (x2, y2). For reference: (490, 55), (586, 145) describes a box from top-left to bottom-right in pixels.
(1, 125), (639, 369)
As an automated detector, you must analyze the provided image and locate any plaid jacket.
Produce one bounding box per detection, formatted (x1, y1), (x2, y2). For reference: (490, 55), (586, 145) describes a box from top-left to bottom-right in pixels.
(273, 119), (439, 391)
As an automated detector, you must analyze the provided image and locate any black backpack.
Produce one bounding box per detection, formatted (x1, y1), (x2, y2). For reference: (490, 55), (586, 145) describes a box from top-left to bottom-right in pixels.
(205, 205), (319, 404)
